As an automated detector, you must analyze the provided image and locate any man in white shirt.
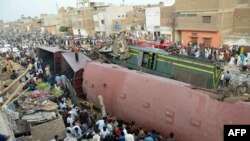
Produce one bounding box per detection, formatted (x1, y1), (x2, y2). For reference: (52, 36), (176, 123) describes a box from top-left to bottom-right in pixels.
(96, 117), (106, 131)
(59, 100), (67, 110)
(219, 73), (224, 88)
(72, 125), (82, 140)
(243, 60), (249, 72)
(67, 114), (74, 127)
(68, 106), (79, 121)
(100, 126), (110, 139)
(64, 137), (77, 141)
(92, 129), (101, 141)
(66, 127), (73, 138)
(125, 133), (134, 141)
(106, 120), (113, 133)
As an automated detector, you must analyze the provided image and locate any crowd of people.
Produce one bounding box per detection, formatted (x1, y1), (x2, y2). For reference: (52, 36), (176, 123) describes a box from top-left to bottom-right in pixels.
(178, 42), (250, 67)
(54, 97), (176, 141)
(1, 30), (176, 141)
(1, 29), (250, 141)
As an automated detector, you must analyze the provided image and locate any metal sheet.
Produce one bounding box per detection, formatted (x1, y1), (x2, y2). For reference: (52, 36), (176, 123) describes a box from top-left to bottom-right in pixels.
(83, 62), (250, 141)
(61, 52), (91, 72)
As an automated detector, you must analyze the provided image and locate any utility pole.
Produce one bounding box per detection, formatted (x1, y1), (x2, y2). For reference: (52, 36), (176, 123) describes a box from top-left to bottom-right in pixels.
(122, 0), (125, 5)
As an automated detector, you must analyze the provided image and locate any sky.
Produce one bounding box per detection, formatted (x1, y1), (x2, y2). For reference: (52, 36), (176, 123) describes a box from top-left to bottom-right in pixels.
(0, 0), (175, 22)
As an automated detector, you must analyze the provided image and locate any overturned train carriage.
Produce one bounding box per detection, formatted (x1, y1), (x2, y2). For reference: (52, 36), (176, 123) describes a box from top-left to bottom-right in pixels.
(82, 62), (250, 141)
(106, 46), (222, 89)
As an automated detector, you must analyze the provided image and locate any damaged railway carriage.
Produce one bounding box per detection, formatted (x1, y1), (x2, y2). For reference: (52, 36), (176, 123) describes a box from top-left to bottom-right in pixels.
(82, 61), (250, 141)
(107, 45), (222, 89)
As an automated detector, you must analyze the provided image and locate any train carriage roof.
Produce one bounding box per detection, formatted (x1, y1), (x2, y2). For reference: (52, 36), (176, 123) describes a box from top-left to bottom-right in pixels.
(129, 45), (220, 66)
(62, 52), (91, 72)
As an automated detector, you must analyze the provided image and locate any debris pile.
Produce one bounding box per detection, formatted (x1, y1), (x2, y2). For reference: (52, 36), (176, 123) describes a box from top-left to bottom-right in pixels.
(230, 73), (250, 86)
(1, 76), (65, 140)
(217, 72), (250, 103)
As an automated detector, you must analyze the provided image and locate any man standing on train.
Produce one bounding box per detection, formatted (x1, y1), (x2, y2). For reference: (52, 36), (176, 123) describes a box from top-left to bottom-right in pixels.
(72, 44), (79, 62)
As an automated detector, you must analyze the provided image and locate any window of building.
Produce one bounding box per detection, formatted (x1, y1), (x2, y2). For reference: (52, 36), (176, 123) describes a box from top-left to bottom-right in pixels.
(203, 38), (212, 47)
(187, 14), (197, 17)
(94, 21), (99, 26)
(191, 33), (197, 37)
(101, 20), (105, 24)
(203, 16), (211, 23)
(191, 37), (198, 44)
(176, 12), (186, 17)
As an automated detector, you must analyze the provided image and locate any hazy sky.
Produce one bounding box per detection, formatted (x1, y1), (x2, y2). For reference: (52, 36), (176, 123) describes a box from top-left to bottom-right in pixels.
(0, 0), (175, 22)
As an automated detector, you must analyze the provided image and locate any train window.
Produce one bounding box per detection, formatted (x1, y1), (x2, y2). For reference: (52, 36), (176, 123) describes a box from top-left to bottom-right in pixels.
(142, 53), (149, 68)
(150, 53), (156, 70)
(119, 93), (126, 99)
(190, 118), (201, 127)
(103, 83), (107, 88)
(165, 110), (174, 123)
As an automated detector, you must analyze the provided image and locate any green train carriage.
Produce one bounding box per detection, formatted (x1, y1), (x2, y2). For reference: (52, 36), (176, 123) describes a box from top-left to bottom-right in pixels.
(109, 46), (223, 89)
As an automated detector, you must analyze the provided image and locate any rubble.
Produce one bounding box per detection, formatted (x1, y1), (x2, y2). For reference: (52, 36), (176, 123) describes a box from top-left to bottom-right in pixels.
(230, 73), (250, 86)
(0, 73), (63, 140)
(21, 111), (57, 122)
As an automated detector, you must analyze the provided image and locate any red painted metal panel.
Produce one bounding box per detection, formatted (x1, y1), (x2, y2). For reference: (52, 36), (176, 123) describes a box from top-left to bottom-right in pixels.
(136, 40), (175, 49)
(54, 52), (62, 74)
(83, 62), (250, 141)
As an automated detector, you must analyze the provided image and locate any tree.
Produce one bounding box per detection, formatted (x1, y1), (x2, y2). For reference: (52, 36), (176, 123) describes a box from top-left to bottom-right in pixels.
(59, 26), (68, 32)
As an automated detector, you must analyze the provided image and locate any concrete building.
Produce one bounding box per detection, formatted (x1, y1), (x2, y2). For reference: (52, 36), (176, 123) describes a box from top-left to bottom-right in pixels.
(131, 5), (146, 26)
(12, 16), (34, 32)
(145, 5), (174, 41)
(28, 18), (43, 32)
(125, 5), (146, 33)
(103, 5), (147, 35)
(58, 7), (76, 33)
(223, 0), (250, 46)
(160, 6), (175, 41)
(93, 5), (133, 35)
(41, 14), (60, 35)
(145, 7), (160, 33)
(71, 7), (95, 36)
(175, 0), (236, 48)
(92, 5), (109, 35)
(77, 0), (90, 8)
